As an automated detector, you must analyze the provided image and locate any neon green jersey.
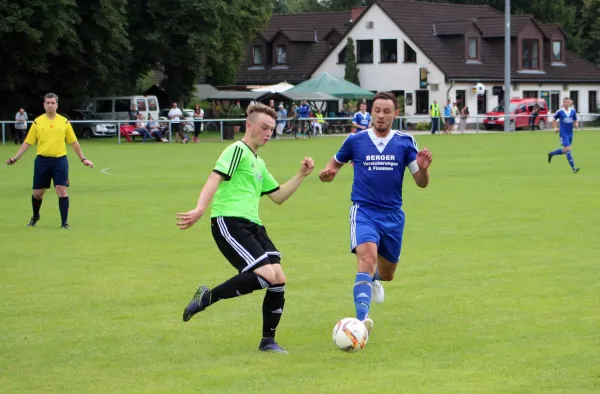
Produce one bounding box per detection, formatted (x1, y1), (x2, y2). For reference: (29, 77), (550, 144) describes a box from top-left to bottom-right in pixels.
(211, 141), (279, 225)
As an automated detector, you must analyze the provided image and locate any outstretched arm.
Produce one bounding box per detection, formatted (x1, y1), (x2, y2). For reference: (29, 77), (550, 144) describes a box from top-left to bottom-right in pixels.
(176, 172), (224, 229)
(268, 157), (314, 205)
(318, 156), (345, 182)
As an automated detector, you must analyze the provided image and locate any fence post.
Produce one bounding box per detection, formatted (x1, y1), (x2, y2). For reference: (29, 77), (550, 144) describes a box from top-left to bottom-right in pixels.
(220, 121), (224, 143)
(117, 121), (121, 144)
(2, 123), (5, 146)
(476, 116), (479, 134)
(169, 121), (172, 142)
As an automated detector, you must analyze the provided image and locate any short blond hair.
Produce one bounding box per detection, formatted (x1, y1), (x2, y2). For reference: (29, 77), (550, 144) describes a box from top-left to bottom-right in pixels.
(246, 102), (277, 122)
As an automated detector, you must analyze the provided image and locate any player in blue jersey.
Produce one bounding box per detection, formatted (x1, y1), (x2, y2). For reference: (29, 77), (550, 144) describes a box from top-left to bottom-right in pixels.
(548, 97), (580, 173)
(319, 91), (432, 334)
(352, 102), (372, 133)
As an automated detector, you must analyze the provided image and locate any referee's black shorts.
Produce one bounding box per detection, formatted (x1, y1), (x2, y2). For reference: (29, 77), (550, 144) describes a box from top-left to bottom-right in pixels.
(211, 217), (280, 273)
(33, 155), (69, 189)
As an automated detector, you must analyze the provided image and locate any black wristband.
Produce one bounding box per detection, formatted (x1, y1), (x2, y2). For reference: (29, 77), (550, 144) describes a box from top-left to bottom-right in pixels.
(81, 157), (87, 162)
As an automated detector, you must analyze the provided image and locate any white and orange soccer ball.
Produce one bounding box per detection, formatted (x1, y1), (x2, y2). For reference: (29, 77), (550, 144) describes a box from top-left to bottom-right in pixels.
(332, 317), (369, 352)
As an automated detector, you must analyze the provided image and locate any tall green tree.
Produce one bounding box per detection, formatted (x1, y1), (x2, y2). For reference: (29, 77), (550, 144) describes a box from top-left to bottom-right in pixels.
(273, 0), (289, 14)
(0, 0), (130, 115)
(205, 0), (273, 86)
(582, 0), (600, 65)
(127, 0), (223, 104)
(344, 37), (360, 86)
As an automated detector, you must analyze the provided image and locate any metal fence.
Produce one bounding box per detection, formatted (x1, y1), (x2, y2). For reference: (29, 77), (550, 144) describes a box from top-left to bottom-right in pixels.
(2, 113), (599, 145)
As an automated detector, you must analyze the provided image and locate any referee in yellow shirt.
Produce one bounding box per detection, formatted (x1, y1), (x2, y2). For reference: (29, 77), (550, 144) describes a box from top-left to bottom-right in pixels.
(5, 93), (94, 229)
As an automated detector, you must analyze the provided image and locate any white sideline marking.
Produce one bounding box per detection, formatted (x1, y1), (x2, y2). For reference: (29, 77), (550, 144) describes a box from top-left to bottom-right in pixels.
(100, 166), (119, 175)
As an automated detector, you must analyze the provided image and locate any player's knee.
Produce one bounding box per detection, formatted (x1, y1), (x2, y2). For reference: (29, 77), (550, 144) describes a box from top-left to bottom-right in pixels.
(254, 263), (278, 284)
(55, 186), (68, 197)
(33, 189), (45, 199)
(381, 272), (394, 281)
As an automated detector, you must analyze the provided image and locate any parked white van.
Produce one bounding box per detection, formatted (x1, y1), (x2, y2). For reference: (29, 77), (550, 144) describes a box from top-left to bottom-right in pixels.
(84, 96), (160, 121)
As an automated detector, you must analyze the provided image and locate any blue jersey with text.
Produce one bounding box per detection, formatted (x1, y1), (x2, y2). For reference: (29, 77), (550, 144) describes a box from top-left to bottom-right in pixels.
(554, 108), (577, 135)
(334, 129), (419, 210)
(353, 112), (371, 128)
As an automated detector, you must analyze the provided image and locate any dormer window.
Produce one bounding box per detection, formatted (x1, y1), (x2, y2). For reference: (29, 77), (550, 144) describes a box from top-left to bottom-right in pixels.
(522, 39), (539, 69)
(252, 46), (263, 65)
(467, 37), (479, 61)
(552, 40), (563, 63)
(276, 45), (287, 65)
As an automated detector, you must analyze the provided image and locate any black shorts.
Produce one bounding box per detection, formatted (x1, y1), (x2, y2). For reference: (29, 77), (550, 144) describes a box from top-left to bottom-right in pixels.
(211, 217), (280, 273)
(172, 123), (181, 133)
(33, 155), (69, 189)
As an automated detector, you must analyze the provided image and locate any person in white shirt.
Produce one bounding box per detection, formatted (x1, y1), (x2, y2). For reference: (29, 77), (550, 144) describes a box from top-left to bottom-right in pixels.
(14, 108), (28, 145)
(168, 102), (187, 143)
(193, 104), (204, 143)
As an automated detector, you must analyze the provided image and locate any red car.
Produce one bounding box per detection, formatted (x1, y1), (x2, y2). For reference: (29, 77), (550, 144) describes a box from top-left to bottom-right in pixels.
(483, 98), (549, 131)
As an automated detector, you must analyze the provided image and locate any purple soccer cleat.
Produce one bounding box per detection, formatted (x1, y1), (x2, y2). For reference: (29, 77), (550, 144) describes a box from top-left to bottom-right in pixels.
(258, 338), (288, 354)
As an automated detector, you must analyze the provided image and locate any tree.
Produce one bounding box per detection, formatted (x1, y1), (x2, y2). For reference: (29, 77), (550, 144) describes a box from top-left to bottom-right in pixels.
(0, 0), (130, 116)
(344, 37), (360, 85)
(205, 0), (273, 86)
(273, 0), (289, 14)
(582, 0), (600, 65)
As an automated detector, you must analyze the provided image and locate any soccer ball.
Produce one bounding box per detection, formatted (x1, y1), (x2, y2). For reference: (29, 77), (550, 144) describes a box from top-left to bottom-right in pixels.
(474, 83), (485, 96)
(332, 317), (369, 352)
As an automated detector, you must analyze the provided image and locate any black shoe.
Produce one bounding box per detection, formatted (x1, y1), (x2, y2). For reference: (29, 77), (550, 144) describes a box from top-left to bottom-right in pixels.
(183, 285), (211, 322)
(547, 153), (552, 163)
(61, 223), (71, 230)
(573, 167), (580, 174)
(27, 216), (40, 227)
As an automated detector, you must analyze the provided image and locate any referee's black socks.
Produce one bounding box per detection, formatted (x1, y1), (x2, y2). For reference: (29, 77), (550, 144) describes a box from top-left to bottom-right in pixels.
(32, 196), (42, 218)
(210, 272), (270, 304)
(262, 284), (285, 338)
(58, 196), (69, 224)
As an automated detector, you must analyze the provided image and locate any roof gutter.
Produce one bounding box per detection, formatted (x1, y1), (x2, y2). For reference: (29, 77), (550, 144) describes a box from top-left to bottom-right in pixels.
(448, 78), (600, 83)
(446, 80), (455, 99)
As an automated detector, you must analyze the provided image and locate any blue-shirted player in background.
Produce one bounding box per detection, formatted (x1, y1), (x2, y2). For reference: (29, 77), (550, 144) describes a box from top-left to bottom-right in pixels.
(352, 102), (371, 133)
(548, 97), (580, 173)
(319, 92), (432, 334)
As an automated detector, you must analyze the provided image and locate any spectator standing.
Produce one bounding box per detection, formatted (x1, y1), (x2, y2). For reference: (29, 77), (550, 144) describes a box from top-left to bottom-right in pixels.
(14, 108), (28, 145)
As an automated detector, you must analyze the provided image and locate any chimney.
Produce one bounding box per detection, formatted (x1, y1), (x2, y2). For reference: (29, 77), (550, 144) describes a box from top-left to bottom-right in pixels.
(350, 6), (366, 23)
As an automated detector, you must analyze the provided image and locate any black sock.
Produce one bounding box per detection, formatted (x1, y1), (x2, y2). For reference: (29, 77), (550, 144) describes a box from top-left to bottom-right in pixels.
(262, 283), (285, 338)
(32, 196), (42, 218)
(210, 271), (270, 304)
(58, 196), (69, 224)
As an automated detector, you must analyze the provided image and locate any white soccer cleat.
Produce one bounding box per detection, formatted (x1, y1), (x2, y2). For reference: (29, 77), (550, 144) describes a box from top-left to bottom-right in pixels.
(372, 280), (385, 304)
(362, 317), (374, 335)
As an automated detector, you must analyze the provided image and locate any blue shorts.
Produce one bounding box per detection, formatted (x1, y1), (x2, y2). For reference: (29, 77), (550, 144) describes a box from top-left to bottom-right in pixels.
(349, 203), (405, 263)
(560, 133), (573, 147)
(33, 155), (69, 189)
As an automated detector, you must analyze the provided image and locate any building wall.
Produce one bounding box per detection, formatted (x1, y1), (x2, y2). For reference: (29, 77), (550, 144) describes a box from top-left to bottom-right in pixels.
(312, 3), (447, 114)
(443, 83), (599, 123)
(312, 3), (600, 122)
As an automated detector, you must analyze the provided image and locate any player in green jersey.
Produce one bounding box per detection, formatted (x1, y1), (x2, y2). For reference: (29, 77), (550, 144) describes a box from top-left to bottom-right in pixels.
(177, 103), (314, 354)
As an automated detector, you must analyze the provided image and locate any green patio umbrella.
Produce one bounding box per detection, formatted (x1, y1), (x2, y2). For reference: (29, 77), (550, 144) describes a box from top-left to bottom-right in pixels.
(286, 72), (374, 99)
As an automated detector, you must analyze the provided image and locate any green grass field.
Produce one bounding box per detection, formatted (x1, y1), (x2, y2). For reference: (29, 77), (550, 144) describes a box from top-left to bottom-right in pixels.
(1, 131), (599, 393)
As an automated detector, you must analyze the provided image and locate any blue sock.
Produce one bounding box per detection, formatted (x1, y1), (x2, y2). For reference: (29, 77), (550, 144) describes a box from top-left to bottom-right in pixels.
(373, 268), (382, 281)
(353, 272), (373, 321)
(549, 148), (564, 157)
(566, 151), (575, 169)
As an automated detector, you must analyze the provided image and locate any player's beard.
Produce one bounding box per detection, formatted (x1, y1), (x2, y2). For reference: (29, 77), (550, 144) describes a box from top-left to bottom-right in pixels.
(374, 122), (390, 133)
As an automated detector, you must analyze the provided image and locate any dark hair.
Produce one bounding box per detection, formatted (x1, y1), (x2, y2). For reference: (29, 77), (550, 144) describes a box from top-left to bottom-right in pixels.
(44, 93), (58, 103)
(373, 91), (397, 110)
(246, 102), (278, 122)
